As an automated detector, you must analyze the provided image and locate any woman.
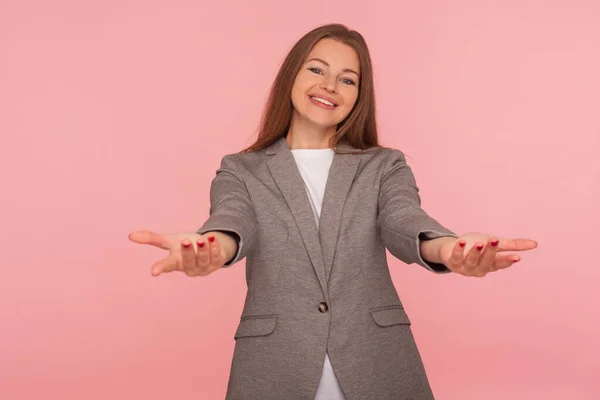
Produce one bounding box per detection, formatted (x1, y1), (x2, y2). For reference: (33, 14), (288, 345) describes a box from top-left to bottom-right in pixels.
(129, 24), (537, 400)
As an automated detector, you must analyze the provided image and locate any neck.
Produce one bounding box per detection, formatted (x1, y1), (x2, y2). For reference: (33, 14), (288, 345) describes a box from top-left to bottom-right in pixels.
(286, 113), (336, 149)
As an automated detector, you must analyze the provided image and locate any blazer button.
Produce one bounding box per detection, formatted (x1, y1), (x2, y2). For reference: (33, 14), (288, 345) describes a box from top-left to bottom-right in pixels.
(318, 302), (328, 313)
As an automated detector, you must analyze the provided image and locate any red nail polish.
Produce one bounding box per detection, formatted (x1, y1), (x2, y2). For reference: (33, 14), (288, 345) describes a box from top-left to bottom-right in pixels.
(491, 240), (499, 247)
(182, 241), (190, 248)
(476, 244), (484, 251)
(198, 241), (205, 248)
(208, 236), (215, 243)
(513, 258), (520, 262)
(459, 241), (466, 248)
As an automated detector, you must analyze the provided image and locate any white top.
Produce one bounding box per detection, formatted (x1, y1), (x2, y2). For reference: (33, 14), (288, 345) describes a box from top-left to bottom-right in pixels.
(291, 148), (347, 400)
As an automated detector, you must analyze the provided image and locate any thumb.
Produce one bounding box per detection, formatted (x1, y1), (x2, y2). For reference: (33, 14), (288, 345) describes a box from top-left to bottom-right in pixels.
(152, 254), (179, 276)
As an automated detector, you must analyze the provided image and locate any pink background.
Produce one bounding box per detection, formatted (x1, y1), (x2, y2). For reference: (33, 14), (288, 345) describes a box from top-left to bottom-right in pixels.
(1, 1), (599, 399)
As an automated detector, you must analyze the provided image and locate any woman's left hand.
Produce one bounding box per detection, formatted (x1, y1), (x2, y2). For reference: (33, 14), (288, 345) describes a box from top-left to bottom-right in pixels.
(439, 232), (538, 277)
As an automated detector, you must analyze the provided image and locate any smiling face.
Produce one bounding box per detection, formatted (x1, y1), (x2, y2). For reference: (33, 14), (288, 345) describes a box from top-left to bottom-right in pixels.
(290, 38), (360, 136)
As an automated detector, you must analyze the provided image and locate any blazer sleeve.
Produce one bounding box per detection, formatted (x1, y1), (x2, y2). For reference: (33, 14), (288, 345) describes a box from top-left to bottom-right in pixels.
(378, 149), (458, 273)
(196, 155), (258, 267)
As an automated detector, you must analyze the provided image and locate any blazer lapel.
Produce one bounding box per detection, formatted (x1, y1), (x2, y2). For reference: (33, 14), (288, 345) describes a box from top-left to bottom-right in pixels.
(266, 137), (328, 294)
(319, 141), (360, 281)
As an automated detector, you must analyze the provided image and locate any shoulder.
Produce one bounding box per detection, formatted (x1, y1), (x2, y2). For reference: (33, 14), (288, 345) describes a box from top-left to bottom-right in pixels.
(372, 145), (407, 160)
(352, 145), (409, 171)
(216, 148), (267, 175)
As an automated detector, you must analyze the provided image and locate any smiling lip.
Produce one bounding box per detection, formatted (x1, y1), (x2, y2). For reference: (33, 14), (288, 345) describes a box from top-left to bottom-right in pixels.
(308, 94), (338, 109)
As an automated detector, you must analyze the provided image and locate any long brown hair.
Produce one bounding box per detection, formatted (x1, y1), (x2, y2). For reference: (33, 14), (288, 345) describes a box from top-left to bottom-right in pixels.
(241, 23), (379, 153)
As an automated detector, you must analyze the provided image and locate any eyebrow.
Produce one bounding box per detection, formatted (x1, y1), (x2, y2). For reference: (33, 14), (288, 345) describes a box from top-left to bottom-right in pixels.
(306, 57), (360, 77)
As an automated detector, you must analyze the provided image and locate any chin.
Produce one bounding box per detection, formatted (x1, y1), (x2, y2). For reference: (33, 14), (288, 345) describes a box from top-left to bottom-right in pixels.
(305, 111), (342, 129)
(308, 118), (337, 129)
(292, 107), (344, 131)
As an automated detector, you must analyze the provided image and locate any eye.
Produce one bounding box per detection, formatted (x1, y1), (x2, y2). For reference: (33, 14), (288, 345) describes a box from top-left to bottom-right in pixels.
(341, 78), (356, 86)
(308, 67), (324, 75)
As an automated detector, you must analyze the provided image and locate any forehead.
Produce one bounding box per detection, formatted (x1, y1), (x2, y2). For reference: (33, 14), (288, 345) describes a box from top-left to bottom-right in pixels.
(306, 38), (360, 74)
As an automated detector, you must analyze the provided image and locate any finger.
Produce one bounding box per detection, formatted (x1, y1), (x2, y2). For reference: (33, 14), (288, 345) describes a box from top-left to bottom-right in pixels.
(463, 242), (484, 270)
(208, 234), (223, 267)
(497, 238), (538, 252)
(128, 230), (169, 250)
(478, 238), (500, 270)
(151, 254), (179, 276)
(195, 237), (210, 270)
(449, 240), (466, 269)
(180, 240), (197, 271)
(493, 254), (521, 270)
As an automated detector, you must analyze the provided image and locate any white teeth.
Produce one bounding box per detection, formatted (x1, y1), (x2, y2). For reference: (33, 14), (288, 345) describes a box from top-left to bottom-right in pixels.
(311, 96), (335, 106)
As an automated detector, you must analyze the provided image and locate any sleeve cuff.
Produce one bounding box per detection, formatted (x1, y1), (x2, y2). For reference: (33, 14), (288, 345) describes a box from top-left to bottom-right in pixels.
(416, 230), (458, 274)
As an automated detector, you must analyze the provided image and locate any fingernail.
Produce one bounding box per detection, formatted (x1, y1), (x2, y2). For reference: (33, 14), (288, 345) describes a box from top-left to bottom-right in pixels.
(513, 258), (520, 262)
(476, 244), (484, 251)
(182, 241), (191, 248)
(208, 236), (215, 243)
(197, 240), (205, 248)
(459, 241), (466, 248)
(491, 240), (499, 247)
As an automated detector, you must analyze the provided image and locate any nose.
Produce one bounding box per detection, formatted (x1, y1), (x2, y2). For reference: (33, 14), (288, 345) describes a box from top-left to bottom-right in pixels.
(320, 77), (337, 93)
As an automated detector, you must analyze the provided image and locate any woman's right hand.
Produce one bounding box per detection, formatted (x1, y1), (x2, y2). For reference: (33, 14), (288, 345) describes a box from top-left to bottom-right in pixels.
(128, 230), (234, 277)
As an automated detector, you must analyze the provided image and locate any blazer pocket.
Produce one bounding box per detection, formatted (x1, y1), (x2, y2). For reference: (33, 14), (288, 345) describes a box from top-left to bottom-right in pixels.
(234, 315), (278, 340)
(370, 306), (411, 327)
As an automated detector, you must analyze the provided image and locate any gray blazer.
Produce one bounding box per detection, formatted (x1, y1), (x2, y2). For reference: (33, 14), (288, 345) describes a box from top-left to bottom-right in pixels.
(198, 137), (457, 399)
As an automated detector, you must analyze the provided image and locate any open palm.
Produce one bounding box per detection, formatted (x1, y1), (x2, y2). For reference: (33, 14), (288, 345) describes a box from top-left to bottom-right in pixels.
(440, 232), (538, 277)
(128, 230), (227, 276)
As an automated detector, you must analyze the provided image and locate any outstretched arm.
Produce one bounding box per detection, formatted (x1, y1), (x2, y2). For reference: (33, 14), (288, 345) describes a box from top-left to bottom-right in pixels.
(196, 154), (258, 267)
(129, 155), (257, 277)
(377, 149), (537, 277)
(377, 149), (458, 273)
